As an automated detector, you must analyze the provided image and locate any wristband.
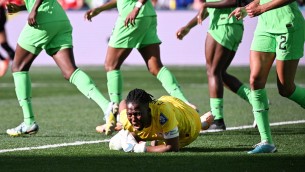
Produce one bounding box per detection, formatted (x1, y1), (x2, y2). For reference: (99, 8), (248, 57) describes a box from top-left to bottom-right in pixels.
(135, 1), (143, 8)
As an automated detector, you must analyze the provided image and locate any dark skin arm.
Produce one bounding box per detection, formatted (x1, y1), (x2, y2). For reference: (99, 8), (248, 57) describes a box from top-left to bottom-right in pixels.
(84, 0), (117, 22)
(246, 0), (297, 17)
(6, 3), (27, 14)
(124, 0), (148, 27)
(198, 0), (239, 22)
(133, 133), (180, 153)
(27, 0), (43, 26)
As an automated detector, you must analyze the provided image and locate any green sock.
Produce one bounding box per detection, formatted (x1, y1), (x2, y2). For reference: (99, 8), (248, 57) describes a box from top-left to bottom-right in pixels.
(69, 68), (110, 113)
(210, 98), (223, 120)
(237, 84), (252, 104)
(252, 89), (273, 144)
(157, 66), (188, 103)
(288, 85), (305, 109)
(13, 72), (35, 126)
(107, 70), (122, 104)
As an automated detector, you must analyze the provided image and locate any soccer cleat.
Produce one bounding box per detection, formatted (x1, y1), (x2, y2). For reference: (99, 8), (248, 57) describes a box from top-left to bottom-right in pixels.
(200, 111), (214, 130)
(248, 140), (277, 154)
(103, 102), (119, 135)
(6, 122), (39, 136)
(208, 118), (226, 131)
(0, 58), (10, 77)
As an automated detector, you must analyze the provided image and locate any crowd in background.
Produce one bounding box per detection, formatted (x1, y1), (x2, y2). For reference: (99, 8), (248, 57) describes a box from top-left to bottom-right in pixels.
(42, 0), (305, 11)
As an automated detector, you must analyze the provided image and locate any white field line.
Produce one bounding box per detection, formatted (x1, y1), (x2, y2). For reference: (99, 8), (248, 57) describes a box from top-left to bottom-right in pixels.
(1, 120), (305, 154)
(0, 140), (109, 154)
(200, 119), (305, 133)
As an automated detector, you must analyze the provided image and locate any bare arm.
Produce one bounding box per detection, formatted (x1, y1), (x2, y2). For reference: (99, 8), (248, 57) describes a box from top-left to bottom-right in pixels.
(6, 3), (27, 14)
(204, 0), (239, 9)
(84, 0), (117, 21)
(246, 0), (296, 17)
(145, 137), (180, 153)
(124, 0), (148, 27)
(27, 0), (43, 26)
(176, 8), (208, 40)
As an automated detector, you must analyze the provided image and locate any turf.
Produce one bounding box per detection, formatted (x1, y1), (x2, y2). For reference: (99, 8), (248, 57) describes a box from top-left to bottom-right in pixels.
(0, 66), (304, 171)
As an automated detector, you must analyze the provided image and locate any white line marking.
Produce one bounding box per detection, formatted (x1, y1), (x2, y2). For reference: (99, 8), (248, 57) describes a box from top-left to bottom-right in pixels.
(0, 140), (109, 154)
(201, 120), (305, 133)
(1, 120), (305, 154)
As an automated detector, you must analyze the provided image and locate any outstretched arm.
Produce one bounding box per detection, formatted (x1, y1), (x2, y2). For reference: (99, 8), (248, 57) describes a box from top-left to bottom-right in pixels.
(6, 3), (27, 14)
(176, 7), (208, 40)
(246, 0), (296, 17)
(84, 0), (117, 22)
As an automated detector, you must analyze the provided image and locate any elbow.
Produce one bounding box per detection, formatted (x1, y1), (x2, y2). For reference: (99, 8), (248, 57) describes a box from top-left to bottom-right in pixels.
(166, 145), (179, 152)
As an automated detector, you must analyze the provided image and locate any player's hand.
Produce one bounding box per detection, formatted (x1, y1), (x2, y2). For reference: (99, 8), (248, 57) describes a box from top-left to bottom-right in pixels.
(245, 2), (262, 17)
(229, 7), (247, 20)
(6, 3), (21, 14)
(84, 8), (101, 22)
(197, 3), (207, 25)
(124, 8), (140, 27)
(176, 26), (190, 40)
(28, 11), (37, 26)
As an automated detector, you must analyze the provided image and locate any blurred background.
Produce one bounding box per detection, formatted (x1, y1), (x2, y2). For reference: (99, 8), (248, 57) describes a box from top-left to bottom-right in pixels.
(3, 0), (305, 66)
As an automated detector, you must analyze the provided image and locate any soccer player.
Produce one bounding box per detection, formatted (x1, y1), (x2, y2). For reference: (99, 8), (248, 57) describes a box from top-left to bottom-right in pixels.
(0, 3), (15, 77)
(230, 0), (304, 153)
(176, 0), (252, 131)
(5, 0), (113, 136)
(108, 88), (214, 153)
(84, 0), (196, 133)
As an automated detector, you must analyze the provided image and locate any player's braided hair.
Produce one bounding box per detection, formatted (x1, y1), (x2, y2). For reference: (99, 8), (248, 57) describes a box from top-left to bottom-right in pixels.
(126, 88), (154, 105)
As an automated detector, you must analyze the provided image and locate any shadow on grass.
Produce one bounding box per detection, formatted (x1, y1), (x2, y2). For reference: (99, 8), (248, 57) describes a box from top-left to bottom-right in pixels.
(0, 154), (304, 172)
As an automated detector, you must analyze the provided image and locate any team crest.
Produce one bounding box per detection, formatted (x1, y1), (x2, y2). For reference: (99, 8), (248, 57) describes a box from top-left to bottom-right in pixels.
(159, 113), (168, 125)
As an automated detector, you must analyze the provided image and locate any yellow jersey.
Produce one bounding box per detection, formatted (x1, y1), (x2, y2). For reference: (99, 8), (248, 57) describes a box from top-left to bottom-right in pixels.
(120, 96), (201, 148)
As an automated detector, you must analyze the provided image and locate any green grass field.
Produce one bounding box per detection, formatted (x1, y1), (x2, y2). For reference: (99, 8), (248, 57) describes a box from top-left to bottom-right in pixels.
(0, 66), (304, 171)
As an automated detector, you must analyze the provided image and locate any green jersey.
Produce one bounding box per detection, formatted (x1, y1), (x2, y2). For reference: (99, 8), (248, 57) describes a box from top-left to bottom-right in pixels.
(24, 0), (69, 24)
(116, 0), (156, 19)
(206, 0), (243, 29)
(256, 0), (304, 33)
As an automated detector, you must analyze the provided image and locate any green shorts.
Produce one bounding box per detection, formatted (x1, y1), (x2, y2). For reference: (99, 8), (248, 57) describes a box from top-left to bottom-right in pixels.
(251, 28), (305, 60)
(208, 24), (243, 51)
(18, 21), (73, 56)
(108, 16), (161, 49)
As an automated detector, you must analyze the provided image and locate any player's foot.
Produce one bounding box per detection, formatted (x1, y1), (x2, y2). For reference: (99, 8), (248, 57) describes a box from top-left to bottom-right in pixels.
(103, 102), (119, 135)
(0, 58), (10, 77)
(200, 111), (214, 130)
(208, 118), (226, 131)
(6, 122), (39, 136)
(247, 140), (277, 154)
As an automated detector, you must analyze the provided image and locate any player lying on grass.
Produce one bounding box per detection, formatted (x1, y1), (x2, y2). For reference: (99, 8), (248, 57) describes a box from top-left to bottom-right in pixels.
(105, 88), (214, 153)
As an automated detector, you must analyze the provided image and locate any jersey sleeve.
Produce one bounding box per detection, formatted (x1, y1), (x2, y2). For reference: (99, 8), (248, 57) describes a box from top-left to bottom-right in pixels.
(158, 103), (179, 133)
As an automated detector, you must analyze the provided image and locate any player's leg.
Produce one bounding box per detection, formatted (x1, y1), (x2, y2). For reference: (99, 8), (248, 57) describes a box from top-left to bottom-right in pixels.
(248, 51), (276, 154)
(104, 46), (132, 105)
(6, 44), (39, 136)
(204, 33), (229, 130)
(0, 52), (9, 77)
(138, 43), (196, 109)
(275, 29), (305, 109)
(276, 60), (305, 108)
(0, 6), (15, 60)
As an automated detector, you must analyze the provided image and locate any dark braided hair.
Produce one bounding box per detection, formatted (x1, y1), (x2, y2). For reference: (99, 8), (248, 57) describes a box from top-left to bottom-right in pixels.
(126, 88), (154, 105)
